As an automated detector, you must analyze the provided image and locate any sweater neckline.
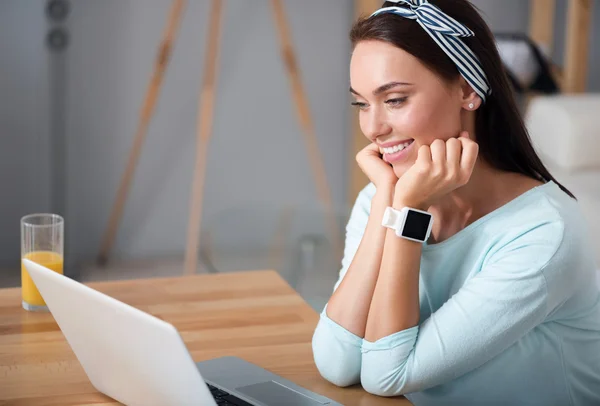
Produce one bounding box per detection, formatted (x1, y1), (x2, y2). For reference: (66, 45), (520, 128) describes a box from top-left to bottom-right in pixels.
(422, 181), (556, 251)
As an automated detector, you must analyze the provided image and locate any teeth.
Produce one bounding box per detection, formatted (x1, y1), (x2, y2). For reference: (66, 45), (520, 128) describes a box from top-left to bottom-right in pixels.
(382, 141), (413, 155)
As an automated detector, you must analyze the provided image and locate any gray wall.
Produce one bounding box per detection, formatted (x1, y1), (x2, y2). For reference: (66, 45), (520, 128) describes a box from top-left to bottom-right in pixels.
(0, 1), (52, 265)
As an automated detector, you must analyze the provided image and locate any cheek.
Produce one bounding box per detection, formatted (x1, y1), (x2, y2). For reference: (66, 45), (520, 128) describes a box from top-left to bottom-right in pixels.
(392, 99), (461, 142)
(394, 104), (434, 138)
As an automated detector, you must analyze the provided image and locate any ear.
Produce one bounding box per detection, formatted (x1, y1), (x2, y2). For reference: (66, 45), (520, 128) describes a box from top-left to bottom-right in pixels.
(459, 77), (481, 111)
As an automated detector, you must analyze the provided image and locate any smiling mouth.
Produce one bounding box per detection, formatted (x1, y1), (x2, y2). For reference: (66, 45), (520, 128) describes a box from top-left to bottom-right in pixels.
(379, 139), (414, 155)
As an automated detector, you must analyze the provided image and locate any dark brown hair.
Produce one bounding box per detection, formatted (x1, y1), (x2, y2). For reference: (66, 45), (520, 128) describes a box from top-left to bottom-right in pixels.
(350, 0), (574, 198)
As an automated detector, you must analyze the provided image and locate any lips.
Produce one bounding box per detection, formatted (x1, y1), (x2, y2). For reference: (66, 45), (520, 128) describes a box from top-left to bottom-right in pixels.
(381, 140), (415, 164)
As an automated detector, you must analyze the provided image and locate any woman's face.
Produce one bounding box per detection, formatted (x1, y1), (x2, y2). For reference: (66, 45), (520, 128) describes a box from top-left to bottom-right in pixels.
(350, 40), (467, 178)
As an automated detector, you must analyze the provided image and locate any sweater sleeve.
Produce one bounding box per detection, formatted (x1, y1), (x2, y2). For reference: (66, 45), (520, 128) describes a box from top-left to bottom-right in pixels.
(360, 219), (565, 397)
(312, 184), (373, 387)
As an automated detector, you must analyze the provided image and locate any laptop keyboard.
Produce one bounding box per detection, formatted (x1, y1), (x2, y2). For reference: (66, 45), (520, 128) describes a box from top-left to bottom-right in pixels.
(207, 383), (255, 406)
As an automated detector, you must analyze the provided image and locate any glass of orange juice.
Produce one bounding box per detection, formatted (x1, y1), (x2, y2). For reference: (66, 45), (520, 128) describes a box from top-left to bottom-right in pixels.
(21, 213), (64, 311)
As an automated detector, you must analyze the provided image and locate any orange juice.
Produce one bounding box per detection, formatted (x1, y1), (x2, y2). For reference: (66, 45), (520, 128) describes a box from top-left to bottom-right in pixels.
(21, 251), (64, 307)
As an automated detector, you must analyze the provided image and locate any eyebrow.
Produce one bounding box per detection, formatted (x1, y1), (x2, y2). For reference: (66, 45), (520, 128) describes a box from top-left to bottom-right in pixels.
(349, 81), (413, 97)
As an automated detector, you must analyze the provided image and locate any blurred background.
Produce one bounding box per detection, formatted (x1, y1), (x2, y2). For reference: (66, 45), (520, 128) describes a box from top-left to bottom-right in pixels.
(1, 0), (599, 311)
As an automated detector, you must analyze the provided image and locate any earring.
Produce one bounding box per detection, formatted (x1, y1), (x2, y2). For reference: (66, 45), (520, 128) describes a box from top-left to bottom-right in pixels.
(468, 103), (474, 109)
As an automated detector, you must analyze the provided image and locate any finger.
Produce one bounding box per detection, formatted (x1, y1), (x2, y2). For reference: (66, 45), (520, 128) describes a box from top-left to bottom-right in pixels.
(430, 139), (446, 165)
(370, 143), (387, 162)
(359, 143), (381, 160)
(460, 140), (479, 179)
(446, 137), (462, 175)
(366, 142), (380, 154)
(417, 144), (432, 165)
(458, 131), (477, 162)
(455, 132), (478, 178)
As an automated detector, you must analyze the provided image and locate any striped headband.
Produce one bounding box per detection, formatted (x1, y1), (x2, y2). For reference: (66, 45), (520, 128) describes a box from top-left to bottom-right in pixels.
(371, 0), (491, 102)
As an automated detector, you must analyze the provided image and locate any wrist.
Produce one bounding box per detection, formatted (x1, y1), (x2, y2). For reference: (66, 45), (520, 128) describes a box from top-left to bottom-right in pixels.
(374, 185), (395, 203)
(393, 195), (428, 211)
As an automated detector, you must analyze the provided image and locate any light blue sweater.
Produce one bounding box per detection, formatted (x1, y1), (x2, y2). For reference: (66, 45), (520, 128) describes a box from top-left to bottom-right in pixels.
(312, 181), (600, 405)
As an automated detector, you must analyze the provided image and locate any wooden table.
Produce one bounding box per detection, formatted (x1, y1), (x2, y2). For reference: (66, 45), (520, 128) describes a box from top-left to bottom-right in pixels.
(0, 270), (410, 405)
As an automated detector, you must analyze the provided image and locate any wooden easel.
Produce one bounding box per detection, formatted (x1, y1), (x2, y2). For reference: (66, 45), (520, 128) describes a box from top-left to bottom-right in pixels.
(97, 0), (340, 275)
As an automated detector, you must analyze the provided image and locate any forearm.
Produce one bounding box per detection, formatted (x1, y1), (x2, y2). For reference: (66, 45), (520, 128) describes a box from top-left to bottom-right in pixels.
(364, 197), (423, 342)
(326, 186), (393, 337)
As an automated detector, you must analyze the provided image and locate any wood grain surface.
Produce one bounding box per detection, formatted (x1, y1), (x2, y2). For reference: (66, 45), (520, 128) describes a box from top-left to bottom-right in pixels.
(0, 270), (410, 405)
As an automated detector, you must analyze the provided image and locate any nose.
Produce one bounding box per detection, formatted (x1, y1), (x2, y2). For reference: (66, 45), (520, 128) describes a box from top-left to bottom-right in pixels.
(360, 107), (392, 143)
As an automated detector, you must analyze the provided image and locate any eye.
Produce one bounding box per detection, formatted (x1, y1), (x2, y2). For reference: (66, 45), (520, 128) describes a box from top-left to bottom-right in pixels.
(385, 97), (407, 107)
(351, 101), (368, 110)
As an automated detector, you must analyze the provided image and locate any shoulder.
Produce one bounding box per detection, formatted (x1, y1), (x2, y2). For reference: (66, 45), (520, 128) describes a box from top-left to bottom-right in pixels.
(515, 180), (590, 263)
(486, 181), (581, 253)
(532, 182), (597, 301)
(486, 181), (596, 302)
(484, 182), (565, 253)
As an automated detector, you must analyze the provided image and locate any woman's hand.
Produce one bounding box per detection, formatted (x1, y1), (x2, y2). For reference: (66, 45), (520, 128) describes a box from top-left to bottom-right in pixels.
(356, 143), (398, 190)
(393, 131), (478, 209)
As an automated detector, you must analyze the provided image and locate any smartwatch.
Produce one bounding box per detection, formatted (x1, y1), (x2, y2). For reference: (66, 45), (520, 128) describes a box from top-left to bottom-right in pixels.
(381, 206), (433, 243)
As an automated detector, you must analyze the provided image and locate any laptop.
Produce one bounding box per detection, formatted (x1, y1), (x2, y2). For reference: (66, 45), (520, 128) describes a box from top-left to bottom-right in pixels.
(23, 259), (342, 406)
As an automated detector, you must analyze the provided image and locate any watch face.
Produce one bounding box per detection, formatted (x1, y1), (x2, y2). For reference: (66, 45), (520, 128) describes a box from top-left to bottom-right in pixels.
(402, 210), (431, 241)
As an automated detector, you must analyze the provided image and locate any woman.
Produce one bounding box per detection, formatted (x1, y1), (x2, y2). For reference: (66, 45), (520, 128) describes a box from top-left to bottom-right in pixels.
(312, 0), (600, 404)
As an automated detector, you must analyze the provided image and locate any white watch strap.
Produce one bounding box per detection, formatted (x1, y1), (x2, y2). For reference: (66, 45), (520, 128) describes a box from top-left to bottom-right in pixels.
(381, 207), (406, 236)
